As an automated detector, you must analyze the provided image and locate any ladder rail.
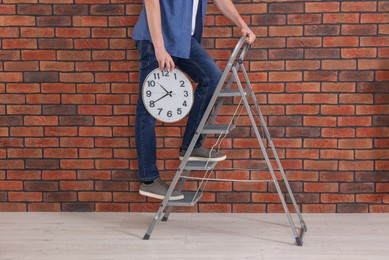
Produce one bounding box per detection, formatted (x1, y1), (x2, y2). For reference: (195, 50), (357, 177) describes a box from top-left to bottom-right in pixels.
(241, 63), (306, 226)
(231, 66), (301, 240)
(208, 41), (251, 126)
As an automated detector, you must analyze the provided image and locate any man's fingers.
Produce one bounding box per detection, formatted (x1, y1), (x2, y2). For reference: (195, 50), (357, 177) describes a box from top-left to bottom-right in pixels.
(157, 54), (174, 72)
(169, 59), (175, 72)
(158, 60), (165, 71)
(165, 59), (171, 71)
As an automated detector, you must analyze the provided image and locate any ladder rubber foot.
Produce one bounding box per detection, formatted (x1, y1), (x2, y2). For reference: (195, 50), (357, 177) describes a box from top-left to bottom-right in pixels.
(161, 216), (168, 222)
(143, 234), (150, 240)
(295, 237), (303, 246)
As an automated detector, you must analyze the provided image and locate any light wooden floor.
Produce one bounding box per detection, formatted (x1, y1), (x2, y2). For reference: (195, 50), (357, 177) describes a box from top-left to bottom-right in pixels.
(0, 212), (388, 260)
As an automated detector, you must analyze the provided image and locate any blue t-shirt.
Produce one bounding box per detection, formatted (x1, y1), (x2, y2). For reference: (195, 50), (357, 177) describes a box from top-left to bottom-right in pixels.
(132, 0), (208, 59)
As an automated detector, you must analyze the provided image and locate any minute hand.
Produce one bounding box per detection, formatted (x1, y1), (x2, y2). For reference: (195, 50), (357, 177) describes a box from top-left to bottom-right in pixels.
(153, 93), (170, 104)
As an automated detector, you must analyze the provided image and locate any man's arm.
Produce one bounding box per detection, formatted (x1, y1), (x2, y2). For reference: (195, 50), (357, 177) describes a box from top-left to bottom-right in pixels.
(144, 0), (174, 71)
(213, 0), (256, 44)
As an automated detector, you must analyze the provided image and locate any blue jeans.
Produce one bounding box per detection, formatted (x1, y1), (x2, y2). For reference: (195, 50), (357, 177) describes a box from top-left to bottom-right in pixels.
(135, 37), (222, 181)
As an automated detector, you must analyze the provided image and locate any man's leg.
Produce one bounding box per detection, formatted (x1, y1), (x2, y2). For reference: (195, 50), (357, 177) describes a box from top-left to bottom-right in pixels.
(135, 40), (183, 200)
(135, 40), (160, 182)
(176, 37), (225, 160)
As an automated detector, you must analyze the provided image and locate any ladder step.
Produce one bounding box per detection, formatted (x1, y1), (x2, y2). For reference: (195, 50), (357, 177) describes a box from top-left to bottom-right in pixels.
(167, 191), (202, 207)
(219, 88), (251, 97)
(184, 161), (217, 171)
(202, 124), (236, 134)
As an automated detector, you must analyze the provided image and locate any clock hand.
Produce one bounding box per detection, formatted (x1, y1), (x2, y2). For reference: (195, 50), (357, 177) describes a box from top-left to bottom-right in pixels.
(153, 93), (170, 104)
(157, 82), (170, 94)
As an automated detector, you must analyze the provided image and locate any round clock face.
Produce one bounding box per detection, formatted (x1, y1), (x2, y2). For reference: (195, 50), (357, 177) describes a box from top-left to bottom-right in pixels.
(142, 68), (193, 123)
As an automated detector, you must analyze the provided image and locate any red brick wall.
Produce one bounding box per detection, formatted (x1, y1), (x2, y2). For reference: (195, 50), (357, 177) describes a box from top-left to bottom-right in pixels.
(0, 0), (388, 213)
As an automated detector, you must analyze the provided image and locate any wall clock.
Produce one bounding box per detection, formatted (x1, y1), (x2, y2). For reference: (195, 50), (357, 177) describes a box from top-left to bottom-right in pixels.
(142, 68), (194, 123)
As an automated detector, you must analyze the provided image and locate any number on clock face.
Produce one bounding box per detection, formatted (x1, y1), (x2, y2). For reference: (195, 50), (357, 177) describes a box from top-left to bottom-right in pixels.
(142, 68), (193, 123)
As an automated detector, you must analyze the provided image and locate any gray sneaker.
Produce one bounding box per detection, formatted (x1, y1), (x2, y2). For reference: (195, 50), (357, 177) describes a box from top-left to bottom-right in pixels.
(179, 146), (227, 162)
(139, 177), (184, 201)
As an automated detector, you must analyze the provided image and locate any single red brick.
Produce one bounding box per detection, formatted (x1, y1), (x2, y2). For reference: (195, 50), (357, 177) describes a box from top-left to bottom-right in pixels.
(0, 15), (35, 26)
(269, 26), (303, 36)
(342, 48), (377, 58)
(339, 161), (374, 171)
(304, 160), (338, 171)
(286, 149), (319, 159)
(340, 183), (375, 193)
(304, 182), (339, 192)
(73, 16), (107, 27)
(322, 128), (355, 137)
(323, 14), (359, 24)
(43, 127), (77, 137)
(304, 138), (337, 148)
(79, 192), (112, 202)
(339, 94), (373, 104)
(320, 171), (354, 182)
(0, 203), (26, 212)
(376, 161), (389, 171)
(91, 28), (126, 38)
(21, 28), (54, 38)
(342, 25), (377, 36)
(320, 149), (354, 159)
(339, 138), (372, 149)
(306, 48), (340, 59)
(321, 194), (354, 203)
(356, 150), (389, 160)
(342, 1), (377, 12)
(306, 2), (339, 12)
(321, 105), (355, 115)
(60, 159), (94, 169)
(304, 116), (336, 126)
(0, 28), (19, 38)
(60, 94), (94, 105)
(17, 4), (51, 14)
(233, 204), (266, 213)
(8, 192), (42, 202)
(361, 14), (389, 24)
(322, 60), (356, 70)
(304, 71), (337, 82)
(8, 148), (42, 158)
(75, 39), (108, 49)
(0, 4), (16, 14)
(96, 203), (128, 212)
(199, 204), (231, 213)
(37, 16), (71, 26)
(42, 170), (75, 180)
(288, 14), (321, 24)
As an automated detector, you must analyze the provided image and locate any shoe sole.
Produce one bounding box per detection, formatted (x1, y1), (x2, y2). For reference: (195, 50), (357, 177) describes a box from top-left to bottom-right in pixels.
(179, 155), (227, 162)
(139, 190), (184, 201)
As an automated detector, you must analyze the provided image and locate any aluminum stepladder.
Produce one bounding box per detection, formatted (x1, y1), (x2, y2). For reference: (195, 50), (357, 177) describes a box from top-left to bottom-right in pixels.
(142, 36), (307, 246)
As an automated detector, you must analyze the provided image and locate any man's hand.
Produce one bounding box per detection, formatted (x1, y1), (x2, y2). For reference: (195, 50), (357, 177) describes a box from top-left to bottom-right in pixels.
(241, 26), (256, 45)
(213, 0), (256, 44)
(155, 47), (175, 72)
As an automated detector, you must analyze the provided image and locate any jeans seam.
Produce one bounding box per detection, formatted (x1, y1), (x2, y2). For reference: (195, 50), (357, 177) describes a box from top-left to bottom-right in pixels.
(138, 41), (159, 182)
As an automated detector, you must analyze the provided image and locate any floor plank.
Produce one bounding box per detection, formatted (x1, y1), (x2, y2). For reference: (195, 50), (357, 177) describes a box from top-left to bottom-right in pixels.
(0, 213), (388, 260)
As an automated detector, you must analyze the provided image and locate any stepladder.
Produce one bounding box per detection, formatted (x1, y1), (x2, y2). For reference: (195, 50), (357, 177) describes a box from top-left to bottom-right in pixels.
(142, 36), (308, 246)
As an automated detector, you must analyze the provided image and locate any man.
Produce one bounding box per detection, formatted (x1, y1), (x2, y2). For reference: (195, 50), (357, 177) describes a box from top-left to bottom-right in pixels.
(132, 0), (256, 200)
